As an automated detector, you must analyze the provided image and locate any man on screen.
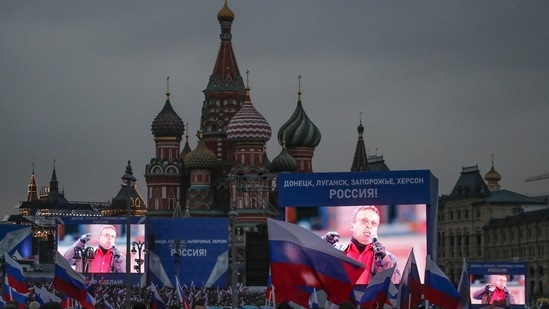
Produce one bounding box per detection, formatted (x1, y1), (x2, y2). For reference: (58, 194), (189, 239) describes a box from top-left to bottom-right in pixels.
(473, 275), (516, 306)
(323, 205), (401, 284)
(64, 225), (126, 273)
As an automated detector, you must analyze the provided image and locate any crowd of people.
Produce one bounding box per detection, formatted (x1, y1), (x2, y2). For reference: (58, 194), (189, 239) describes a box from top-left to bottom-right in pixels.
(1, 281), (269, 309)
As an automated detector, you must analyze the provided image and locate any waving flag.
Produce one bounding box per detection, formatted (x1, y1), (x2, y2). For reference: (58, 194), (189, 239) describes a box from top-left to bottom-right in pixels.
(424, 255), (461, 308)
(396, 249), (422, 309)
(457, 258), (471, 309)
(175, 276), (191, 309)
(359, 266), (395, 308)
(308, 288), (319, 309)
(4, 253), (29, 294)
(150, 283), (165, 309)
(33, 286), (62, 305)
(53, 252), (96, 309)
(267, 218), (365, 306)
(104, 299), (114, 309)
(2, 284), (29, 305)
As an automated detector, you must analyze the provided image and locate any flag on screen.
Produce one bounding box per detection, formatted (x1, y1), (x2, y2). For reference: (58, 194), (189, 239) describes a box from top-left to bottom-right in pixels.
(424, 255), (461, 308)
(359, 266), (395, 308)
(457, 258), (471, 309)
(267, 218), (365, 306)
(396, 249), (423, 309)
(33, 285), (62, 305)
(3, 253), (29, 295)
(53, 252), (96, 309)
(148, 251), (173, 288)
(150, 283), (165, 309)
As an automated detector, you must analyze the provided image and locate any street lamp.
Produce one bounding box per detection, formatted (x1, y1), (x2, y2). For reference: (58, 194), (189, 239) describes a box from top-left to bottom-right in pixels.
(170, 239), (183, 281)
(73, 246), (95, 273)
(121, 160), (136, 309)
(131, 241), (146, 301)
(229, 210), (239, 309)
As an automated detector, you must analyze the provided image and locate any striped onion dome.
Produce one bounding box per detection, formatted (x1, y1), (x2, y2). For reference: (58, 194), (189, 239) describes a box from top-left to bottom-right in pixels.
(277, 91), (321, 148)
(271, 145), (297, 173)
(226, 88), (272, 142)
(184, 138), (218, 170)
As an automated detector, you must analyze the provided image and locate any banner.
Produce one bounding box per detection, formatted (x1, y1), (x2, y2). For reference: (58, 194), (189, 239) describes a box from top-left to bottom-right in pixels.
(147, 218), (229, 288)
(277, 170), (435, 207)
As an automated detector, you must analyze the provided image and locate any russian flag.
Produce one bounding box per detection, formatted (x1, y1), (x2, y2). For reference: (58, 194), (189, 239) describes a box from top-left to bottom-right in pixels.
(53, 252), (96, 309)
(457, 258), (471, 309)
(150, 283), (165, 309)
(359, 266), (395, 308)
(308, 288), (319, 309)
(267, 218), (365, 306)
(396, 249), (423, 309)
(104, 298), (115, 309)
(424, 255), (461, 308)
(175, 276), (191, 309)
(3, 253), (29, 294)
(33, 286), (62, 305)
(2, 284), (29, 305)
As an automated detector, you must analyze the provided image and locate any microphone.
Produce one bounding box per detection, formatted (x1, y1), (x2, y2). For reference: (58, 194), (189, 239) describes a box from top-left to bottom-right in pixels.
(371, 234), (378, 243)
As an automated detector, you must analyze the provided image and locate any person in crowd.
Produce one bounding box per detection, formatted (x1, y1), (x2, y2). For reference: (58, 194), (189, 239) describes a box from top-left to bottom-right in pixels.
(63, 225), (126, 273)
(473, 275), (516, 306)
(323, 205), (401, 284)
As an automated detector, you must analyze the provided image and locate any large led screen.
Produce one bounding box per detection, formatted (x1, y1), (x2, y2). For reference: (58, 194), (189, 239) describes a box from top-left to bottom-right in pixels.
(278, 170), (438, 285)
(469, 262), (526, 308)
(56, 217), (145, 274)
(289, 204), (428, 283)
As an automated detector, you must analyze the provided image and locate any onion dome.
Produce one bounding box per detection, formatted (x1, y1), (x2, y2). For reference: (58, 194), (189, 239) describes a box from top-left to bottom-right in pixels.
(226, 87), (272, 142)
(277, 89), (321, 148)
(217, 0), (235, 22)
(484, 156), (502, 185)
(271, 143), (297, 173)
(151, 90), (185, 138)
(184, 136), (218, 170)
(180, 128), (192, 159)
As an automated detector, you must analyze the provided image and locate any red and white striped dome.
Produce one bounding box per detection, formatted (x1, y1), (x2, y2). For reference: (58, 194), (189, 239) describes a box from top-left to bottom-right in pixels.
(226, 90), (272, 142)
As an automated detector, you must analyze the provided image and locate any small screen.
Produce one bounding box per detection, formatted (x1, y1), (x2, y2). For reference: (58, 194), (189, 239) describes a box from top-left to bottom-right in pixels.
(57, 223), (145, 274)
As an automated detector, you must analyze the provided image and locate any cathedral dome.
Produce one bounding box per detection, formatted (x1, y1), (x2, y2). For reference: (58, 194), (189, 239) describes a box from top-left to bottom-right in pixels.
(271, 146), (297, 173)
(484, 164), (502, 184)
(277, 91), (321, 148)
(151, 93), (185, 138)
(217, 0), (235, 22)
(184, 138), (218, 170)
(226, 89), (272, 142)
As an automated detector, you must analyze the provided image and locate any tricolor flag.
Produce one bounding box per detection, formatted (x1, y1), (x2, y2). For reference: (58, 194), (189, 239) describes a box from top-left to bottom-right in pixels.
(424, 255), (462, 308)
(308, 288), (319, 309)
(53, 252), (96, 309)
(396, 248), (423, 309)
(3, 253), (29, 294)
(457, 258), (471, 309)
(267, 218), (365, 306)
(33, 285), (62, 305)
(2, 253), (29, 307)
(359, 266), (395, 308)
(150, 283), (165, 309)
(175, 276), (191, 309)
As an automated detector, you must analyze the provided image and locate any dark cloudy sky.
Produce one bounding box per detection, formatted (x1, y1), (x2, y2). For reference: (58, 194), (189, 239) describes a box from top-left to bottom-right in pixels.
(1, 1), (548, 218)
